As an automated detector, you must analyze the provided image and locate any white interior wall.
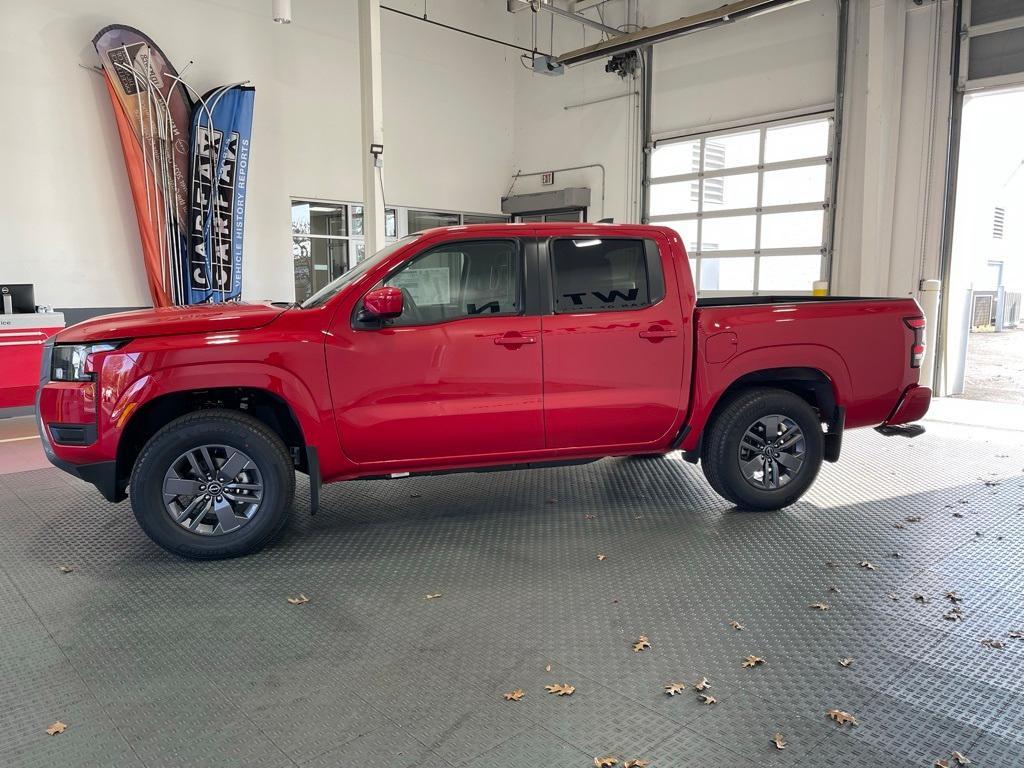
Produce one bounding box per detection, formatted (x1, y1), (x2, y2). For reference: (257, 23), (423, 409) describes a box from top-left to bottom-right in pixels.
(0, 0), (515, 308)
(509, 0), (838, 225)
(0, 0), (957, 325)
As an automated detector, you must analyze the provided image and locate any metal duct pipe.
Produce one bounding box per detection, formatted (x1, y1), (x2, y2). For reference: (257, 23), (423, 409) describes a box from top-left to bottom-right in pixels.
(555, 0), (811, 66)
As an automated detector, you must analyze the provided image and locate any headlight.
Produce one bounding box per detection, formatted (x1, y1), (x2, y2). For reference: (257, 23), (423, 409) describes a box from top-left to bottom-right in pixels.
(51, 342), (127, 382)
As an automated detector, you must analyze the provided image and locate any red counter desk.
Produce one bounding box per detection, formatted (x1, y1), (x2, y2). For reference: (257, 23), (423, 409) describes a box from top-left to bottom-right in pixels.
(0, 312), (65, 408)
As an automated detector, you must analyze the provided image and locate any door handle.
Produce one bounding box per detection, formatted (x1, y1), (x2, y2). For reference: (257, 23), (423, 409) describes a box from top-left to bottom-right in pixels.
(639, 326), (678, 340)
(494, 333), (537, 346)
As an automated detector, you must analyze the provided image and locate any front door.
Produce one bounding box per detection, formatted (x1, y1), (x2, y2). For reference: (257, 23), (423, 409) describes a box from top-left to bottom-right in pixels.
(328, 238), (544, 466)
(541, 235), (687, 449)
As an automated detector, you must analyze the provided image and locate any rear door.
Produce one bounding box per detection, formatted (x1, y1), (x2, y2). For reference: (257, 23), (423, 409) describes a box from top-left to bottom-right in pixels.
(540, 235), (687, 449)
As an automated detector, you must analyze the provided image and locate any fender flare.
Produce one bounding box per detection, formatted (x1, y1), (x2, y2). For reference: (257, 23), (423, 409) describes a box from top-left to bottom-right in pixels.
(682, 343), (852, 455)
(114, 362), (322, 440)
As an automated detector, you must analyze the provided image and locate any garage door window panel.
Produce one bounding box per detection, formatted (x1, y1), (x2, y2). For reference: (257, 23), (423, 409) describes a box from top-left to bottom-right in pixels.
(648, 114), (833, 296)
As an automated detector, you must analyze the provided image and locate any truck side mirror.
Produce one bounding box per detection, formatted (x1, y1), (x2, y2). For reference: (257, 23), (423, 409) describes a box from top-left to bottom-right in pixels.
(361, 286), (404, 320)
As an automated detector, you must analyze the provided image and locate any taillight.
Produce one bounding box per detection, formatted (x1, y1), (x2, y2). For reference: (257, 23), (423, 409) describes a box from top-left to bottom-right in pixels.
(904, 316), (925, 368)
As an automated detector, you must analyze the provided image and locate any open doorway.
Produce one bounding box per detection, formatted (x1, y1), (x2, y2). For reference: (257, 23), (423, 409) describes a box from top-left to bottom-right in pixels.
(944, 86), (1024, 404)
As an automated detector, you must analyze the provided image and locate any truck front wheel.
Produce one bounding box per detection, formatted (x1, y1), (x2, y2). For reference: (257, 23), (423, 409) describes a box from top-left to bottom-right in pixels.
(701, 388), (823, 510)
(129, 410), (295, 559)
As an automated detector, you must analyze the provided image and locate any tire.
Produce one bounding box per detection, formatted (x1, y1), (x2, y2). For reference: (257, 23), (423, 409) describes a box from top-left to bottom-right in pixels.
(129, 409), (295, 559)
(701, 388), (823, 510)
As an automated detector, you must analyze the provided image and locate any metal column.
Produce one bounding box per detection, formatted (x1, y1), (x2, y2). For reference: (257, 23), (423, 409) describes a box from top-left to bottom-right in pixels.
(358, 0), (386, 257)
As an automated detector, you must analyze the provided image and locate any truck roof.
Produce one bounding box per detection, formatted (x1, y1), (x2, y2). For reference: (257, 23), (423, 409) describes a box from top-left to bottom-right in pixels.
(412, 221), (680, 239)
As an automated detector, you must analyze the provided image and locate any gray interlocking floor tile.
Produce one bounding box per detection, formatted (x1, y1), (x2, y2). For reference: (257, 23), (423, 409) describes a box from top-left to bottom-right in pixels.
(0, 420), (1021, 766)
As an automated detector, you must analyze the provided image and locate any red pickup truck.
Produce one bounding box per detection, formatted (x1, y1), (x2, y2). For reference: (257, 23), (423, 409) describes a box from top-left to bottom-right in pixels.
(37, 223), (930, 558)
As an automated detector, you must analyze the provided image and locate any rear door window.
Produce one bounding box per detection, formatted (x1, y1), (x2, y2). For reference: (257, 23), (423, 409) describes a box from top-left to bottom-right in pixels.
(551, 238), (661, 313)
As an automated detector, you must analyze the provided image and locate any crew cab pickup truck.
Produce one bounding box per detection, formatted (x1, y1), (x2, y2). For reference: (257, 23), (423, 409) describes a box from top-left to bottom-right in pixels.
(37, 223), (931, 558)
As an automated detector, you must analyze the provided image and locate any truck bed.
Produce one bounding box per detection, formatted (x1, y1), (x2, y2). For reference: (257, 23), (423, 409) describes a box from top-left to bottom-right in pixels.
(696, 295), (894, 308)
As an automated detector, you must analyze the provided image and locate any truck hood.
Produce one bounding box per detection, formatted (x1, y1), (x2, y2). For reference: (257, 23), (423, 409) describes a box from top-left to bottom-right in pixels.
(56, 303), (289, 343)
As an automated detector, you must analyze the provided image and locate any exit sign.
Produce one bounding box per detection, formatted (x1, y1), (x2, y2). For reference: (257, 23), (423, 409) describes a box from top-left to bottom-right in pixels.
(540, 171), (554, 185)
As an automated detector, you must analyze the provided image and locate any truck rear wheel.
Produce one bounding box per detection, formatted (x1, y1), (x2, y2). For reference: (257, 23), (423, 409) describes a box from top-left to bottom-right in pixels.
(129, 410), (294, 559)
(701, 388), (823, 510)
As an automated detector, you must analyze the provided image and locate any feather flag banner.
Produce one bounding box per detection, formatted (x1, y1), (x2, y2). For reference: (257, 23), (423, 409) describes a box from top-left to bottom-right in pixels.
(187, 85), (255, 303)
(93, 26), (254, 305)
(93, 25), (194, 307)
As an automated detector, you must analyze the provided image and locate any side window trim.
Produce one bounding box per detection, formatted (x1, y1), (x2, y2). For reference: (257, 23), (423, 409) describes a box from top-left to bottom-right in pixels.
(544, 236), (665, 315)
(353, 238), (526, 329)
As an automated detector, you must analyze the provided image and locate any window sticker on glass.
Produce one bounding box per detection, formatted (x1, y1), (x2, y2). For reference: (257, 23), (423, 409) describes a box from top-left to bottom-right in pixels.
(388, 266), (451, 306)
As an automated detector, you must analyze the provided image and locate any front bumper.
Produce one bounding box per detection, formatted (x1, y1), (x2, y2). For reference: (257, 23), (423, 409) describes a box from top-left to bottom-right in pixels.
(35, 340), (125, 502)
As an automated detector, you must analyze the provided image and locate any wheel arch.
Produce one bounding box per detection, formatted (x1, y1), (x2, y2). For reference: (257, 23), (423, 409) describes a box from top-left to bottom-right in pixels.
(684, 363), (846, 464)
(116, 387), (308, 493)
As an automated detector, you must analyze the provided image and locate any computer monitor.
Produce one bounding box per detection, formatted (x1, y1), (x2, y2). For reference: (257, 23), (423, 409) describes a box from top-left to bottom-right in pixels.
(0, 284), (35, 314)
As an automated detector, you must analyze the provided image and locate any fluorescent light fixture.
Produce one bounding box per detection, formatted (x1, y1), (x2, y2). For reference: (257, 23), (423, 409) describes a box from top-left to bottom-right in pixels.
(308, 206), (339, 213)
(573, 239), (602, 248)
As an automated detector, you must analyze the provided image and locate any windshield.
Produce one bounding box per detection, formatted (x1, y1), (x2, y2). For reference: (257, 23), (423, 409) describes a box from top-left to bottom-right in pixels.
(300, 235), (420, 309)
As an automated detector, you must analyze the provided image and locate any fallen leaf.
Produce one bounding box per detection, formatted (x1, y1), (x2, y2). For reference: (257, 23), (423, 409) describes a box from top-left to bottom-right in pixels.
(545, 683), (575, 696)
(943, 608), (964, 622)
(935, 761), (950, 768)
(503, 689), (525, 701)
(828, 585), (840, 593)
(584, 514), (596, 520)
(859, 561), (876, 570)
(838, 658), (854, 667)
(46, 721), (66, 736)
(424, 593), (442, 600)
(693, 676), (711, 691)
(946, 591), (963, 603)
(286, 593), (310, 605)
(1008, 630), (1024, 639)
(888, 593), (899, 601)
(826, 560), (839, 568)
(664, 682), (686, 696)
(951, 751), (971, 765)
(906, 516), (922, 523)
(729, 620), (744, 631)
(981, 639), (1005, 649)
(698, 693), (717, 705)
(623, 761), (649, 768)
(809, 602), (830, 611)
(890, 551), (901, 558)
(594, 757), (617, 768)
(596, 554), (607, 561)
(632, 635), (651, 652)
(545, 663), (552, 672)
(953, 512), (963, 518)
(893, 522), (905, 529)
(57, 565), (73, 574)
(913, 593), (930, 604)
(826, 709), (858, 726)
(772, 732), (787, 750)
(742, 655), (766, 668)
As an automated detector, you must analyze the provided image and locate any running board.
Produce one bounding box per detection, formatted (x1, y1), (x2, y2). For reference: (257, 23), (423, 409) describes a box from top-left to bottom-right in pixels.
(875, 424), (925, 438)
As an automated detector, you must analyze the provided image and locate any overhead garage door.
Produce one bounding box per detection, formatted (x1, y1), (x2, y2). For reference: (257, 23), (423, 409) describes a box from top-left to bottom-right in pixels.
(647, 113), (834, 297)
(960, 0), (1024, 91)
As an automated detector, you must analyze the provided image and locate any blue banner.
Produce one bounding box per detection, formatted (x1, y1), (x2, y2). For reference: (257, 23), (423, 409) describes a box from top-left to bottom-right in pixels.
(186, 85), (255, 303)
